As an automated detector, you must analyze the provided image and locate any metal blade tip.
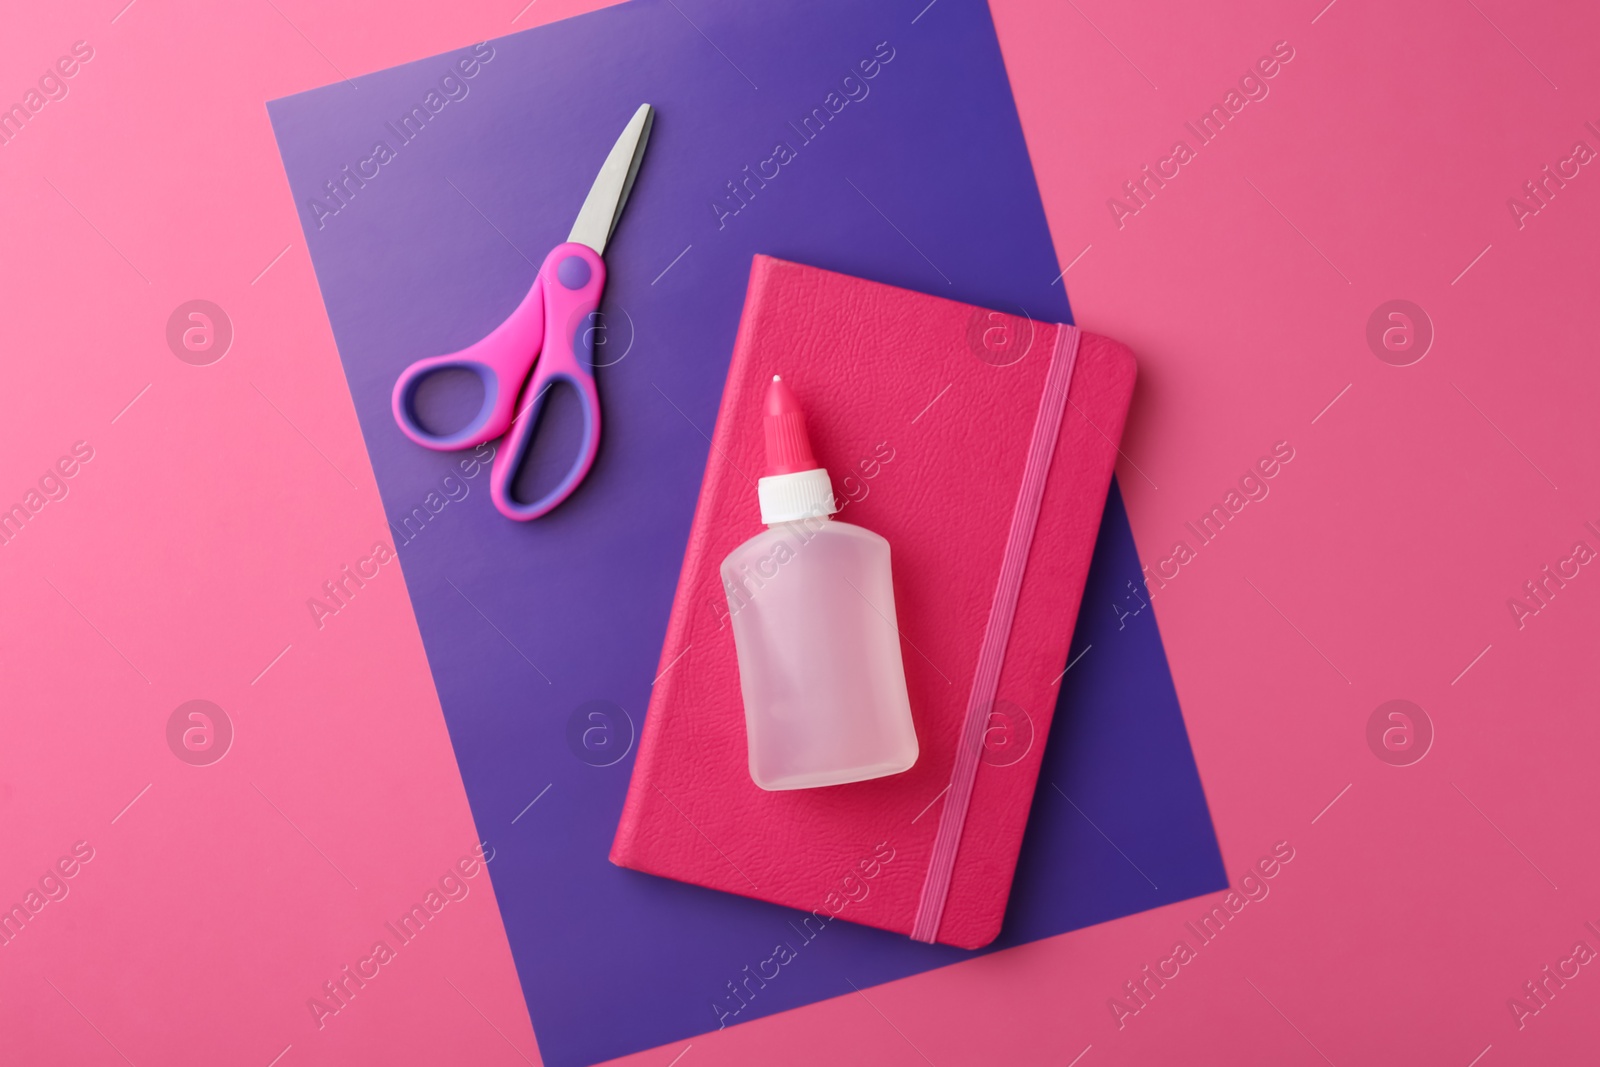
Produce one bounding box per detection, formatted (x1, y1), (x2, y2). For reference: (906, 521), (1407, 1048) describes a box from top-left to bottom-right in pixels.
(567, 104), (656, 254)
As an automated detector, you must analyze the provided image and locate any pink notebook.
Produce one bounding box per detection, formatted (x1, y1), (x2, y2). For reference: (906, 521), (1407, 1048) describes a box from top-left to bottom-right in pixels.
(611, 256), (1136, 948)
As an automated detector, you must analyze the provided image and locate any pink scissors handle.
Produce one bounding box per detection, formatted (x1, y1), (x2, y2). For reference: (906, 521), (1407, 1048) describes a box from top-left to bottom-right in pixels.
(489, 243), (606, 521)
(391, 271), (546, 450)
(391, 242), (607, 521)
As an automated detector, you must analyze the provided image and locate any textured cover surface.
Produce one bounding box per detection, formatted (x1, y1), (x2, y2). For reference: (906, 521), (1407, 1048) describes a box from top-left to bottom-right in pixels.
(612, 256), (1137, 948)
(265, 0), (1224, 1063)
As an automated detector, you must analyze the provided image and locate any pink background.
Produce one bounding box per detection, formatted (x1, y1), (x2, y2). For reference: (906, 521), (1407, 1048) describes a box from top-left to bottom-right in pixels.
(2, 1), (1595, 1064)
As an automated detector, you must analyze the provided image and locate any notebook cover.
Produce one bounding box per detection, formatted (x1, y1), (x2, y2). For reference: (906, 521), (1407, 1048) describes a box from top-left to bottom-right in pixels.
(267, 0), (1226, 1061)
(611, 255), (1136, 948)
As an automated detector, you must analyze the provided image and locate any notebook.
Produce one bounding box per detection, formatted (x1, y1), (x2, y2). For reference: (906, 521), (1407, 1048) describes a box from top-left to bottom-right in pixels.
(612, 255), (1137, 948)
(267, 0), (1225, 1061)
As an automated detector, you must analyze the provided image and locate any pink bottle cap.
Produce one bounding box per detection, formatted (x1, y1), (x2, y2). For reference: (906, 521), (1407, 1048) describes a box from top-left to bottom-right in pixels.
(763, 375), (818, 476)
(756, 375), (836, 524)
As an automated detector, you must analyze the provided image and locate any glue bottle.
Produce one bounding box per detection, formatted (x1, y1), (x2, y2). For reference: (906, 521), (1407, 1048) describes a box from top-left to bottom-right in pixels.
(720, 375), (919, 790)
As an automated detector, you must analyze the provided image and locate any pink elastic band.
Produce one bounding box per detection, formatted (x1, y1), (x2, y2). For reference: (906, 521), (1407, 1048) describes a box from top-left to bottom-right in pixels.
(909, 323), (1081, 944)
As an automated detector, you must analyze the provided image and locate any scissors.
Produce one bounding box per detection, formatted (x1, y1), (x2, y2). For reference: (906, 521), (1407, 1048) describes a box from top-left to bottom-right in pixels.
(392, 104), (654, 520)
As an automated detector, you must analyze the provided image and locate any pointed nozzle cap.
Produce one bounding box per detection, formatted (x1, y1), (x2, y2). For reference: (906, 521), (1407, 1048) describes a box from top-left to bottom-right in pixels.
(763, 375), (818, 476)
(756, 375), (837, 524)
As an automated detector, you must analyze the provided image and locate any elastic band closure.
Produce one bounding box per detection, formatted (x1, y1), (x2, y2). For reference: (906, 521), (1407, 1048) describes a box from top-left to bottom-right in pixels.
(909, 323), (1082, 943)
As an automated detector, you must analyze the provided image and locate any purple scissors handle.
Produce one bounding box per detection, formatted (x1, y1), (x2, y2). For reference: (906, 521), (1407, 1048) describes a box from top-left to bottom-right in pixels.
(390, 243), (606, 521)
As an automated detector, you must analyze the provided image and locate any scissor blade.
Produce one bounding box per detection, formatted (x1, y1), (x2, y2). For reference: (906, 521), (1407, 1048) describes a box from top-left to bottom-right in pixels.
(567, 104), (654, 256)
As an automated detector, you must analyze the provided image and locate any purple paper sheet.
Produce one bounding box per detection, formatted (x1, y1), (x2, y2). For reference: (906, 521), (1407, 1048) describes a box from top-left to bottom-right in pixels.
(268, 1), (1225, 1063)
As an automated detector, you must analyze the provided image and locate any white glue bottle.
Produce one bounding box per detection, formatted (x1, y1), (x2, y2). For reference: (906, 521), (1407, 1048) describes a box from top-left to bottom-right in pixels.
(720, 375), (919, 790)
